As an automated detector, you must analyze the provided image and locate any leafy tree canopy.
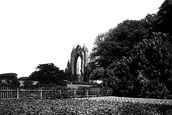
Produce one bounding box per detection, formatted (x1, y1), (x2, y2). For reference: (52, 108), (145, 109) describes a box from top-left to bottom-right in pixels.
(89, 0), (172, 98)
(29, 63), (66, 86)
(90, 19), (149, 69)
(105, 32), (172, 97)
(90, 0), (172, 78)
(0, 73), (18, 80)
(155, 0), (172, 35)
(0, 73), (19, 87)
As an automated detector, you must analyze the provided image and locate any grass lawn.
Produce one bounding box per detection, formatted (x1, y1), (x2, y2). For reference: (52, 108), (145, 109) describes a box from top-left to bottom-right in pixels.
(0, 96), (172, 115)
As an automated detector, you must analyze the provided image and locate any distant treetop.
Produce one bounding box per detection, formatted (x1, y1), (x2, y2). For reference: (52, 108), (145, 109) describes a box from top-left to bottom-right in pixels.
(0, 73), (18, 80)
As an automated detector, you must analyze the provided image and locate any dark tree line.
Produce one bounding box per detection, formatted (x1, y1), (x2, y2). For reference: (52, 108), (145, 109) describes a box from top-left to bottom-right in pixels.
(88, 0), (172, 98)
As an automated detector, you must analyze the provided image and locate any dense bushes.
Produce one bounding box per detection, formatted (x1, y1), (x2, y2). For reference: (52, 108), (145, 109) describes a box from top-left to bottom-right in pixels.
(0, 97), (171, 114)
(42, 86), (72, 99)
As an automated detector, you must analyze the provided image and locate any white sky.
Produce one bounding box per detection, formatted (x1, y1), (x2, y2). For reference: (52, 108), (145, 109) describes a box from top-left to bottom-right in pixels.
(0, 0), (164, 78)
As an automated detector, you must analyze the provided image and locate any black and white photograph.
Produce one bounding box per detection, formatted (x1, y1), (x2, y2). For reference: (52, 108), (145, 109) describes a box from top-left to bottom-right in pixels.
(0, 0), (172, 114)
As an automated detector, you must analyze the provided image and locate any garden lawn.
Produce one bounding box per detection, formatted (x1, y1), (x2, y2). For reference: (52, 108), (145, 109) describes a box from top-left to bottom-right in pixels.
(0, 97), (172, 115)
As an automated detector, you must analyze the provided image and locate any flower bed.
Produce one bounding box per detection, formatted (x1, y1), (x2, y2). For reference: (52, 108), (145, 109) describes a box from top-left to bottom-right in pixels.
(0, 97), (171, 114)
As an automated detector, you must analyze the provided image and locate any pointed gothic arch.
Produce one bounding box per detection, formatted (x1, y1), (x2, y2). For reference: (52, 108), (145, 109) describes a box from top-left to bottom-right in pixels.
(70, 44), (88, 81)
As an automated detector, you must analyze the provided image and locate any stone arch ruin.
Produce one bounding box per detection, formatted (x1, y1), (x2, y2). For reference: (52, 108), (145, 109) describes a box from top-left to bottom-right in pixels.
(69, 44), (89, 81)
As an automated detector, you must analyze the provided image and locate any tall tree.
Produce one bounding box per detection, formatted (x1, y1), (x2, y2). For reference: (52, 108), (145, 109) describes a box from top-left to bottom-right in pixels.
(89, 0), (172, 98)
(85, 61), (97, 81)
(29, 63), (66, 86)
(155, 0), (172, 35)
(90, 19), (149, 70)
(107, 32), (172, 98)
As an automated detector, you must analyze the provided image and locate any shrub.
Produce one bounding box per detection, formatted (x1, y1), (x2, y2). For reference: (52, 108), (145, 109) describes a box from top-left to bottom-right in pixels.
(42, 86), (71, 99)
(0, 98), (168, 114)
(166, 94), (172, 99)
(72, 81), (99, 85)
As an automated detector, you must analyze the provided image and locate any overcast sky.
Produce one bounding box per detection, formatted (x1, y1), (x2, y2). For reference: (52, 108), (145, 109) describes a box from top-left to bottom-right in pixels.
(0, 0), (164, 77)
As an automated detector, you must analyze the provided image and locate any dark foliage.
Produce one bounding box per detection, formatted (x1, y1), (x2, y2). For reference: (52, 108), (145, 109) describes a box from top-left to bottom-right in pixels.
(156, 0), (172, 35)
(90, 19), (149, 69)
(29, 63), (66, 86)
(0, 73), (18, 80)
(64, 61), (72, 81)
(0, 98), (168, 114)
(89, 0), (172, 99)
(104, 33), (172, 98)
(0, 73), (19, 87)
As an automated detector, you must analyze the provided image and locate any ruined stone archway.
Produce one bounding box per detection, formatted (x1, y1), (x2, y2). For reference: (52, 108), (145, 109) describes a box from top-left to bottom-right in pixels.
(70, 44), (88, 81)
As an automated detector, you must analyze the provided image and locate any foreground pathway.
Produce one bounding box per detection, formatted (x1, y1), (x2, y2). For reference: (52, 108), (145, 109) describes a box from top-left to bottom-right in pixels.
(77, 96), (172, 105)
